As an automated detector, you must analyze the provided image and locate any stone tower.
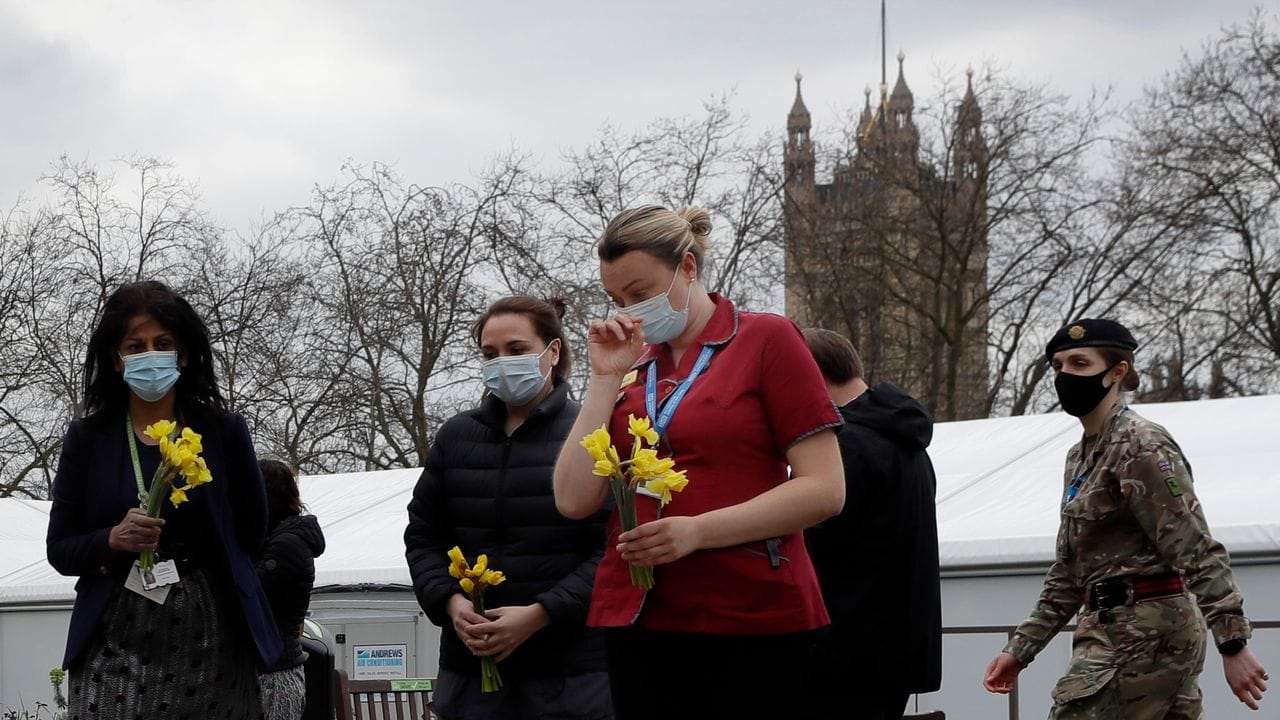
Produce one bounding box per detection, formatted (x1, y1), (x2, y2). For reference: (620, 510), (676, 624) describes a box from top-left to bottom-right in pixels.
(783, 56), (992, 421)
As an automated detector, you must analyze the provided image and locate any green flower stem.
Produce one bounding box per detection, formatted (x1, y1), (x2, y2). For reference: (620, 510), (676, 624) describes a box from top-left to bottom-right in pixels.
(473, 591), (503, 692)
(611, 473), (655, 589)
(138, 466), (179, 571)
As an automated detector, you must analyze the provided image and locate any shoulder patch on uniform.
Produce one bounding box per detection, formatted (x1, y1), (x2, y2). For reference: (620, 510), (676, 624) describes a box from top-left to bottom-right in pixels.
(1165, 477), (1183, 498)
(1157, 458), (1173, 474)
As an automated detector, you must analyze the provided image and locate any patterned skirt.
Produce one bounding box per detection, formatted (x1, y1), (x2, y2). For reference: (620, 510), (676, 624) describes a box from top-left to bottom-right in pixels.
(68, 567), (263, 720)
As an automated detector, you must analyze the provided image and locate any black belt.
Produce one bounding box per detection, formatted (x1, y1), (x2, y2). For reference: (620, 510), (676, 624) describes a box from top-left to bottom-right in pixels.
(1087, 572), (1185, 612)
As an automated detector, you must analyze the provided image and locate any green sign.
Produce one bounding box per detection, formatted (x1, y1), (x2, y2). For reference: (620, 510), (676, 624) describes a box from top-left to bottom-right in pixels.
(390, 679), (434, 692)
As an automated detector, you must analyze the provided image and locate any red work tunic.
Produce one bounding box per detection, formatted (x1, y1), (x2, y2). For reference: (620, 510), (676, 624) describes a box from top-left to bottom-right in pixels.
(586, 294), (842, 634)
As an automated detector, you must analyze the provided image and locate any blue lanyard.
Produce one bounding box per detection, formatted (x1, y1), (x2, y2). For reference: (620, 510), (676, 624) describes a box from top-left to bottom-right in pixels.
(644, 345), (716, 438)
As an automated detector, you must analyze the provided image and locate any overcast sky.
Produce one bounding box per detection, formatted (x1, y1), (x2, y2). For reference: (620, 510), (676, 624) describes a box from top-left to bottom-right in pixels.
(1, 0), (1267, 232)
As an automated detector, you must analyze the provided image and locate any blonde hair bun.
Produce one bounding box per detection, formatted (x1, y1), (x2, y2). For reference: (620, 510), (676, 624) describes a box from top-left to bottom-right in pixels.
(597, 204), (714, 273)
(677, 205), (712, 236)
(677, 205), (712, 258)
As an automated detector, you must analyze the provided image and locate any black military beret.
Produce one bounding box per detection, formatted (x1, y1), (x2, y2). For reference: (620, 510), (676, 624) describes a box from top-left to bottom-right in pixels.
(1045, 319), (1139, 362)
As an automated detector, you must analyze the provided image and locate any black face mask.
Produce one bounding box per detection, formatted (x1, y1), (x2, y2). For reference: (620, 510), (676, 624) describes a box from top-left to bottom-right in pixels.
(1054, 365), (1118, 417)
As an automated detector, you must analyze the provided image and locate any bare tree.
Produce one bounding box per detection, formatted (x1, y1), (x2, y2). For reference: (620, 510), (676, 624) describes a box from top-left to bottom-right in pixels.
(534, 96), (787, 312)
(784, 66), (1210, 418)
(1124, 9), (1280, 396)
(0, 204), (66, 497)
(298, 162), (521, 469)
(1, 156), (217, 496)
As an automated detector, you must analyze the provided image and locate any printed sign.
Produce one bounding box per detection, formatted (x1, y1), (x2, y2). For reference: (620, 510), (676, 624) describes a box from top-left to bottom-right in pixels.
(352, 644), (408, 680)
(390, 679), (433, 692)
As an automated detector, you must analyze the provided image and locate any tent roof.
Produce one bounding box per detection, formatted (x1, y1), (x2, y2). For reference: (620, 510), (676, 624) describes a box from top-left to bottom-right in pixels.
(933, 394), (1279, 570)
(3, 394), (1277, 603)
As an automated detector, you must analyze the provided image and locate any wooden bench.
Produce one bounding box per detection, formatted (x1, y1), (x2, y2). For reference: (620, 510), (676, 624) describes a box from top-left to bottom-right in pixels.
(334, 669), (436, 720)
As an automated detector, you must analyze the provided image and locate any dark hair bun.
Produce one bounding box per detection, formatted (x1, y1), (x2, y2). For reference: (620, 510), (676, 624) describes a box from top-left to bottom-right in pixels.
(544, 295), (569, 320)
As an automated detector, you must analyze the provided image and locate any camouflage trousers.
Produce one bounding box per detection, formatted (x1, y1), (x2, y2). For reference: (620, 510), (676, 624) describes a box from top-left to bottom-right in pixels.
(1048, 594), (1206, 719)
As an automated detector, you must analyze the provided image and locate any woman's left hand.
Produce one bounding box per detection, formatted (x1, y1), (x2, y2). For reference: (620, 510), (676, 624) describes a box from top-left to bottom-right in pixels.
(464, 604), (550, 662)
(1223, 647), (1269, 710)
(617, 516), (702, 567)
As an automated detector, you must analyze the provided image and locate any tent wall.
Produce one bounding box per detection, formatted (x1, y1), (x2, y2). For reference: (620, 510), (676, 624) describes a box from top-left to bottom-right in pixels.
(0, 603), (72, 713)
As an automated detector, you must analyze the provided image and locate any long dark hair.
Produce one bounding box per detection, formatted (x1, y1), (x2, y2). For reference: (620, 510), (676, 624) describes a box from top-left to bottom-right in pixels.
(471, 295), (573, 381)
(259, 458), (303, 527)
(83, 280), (226, 418)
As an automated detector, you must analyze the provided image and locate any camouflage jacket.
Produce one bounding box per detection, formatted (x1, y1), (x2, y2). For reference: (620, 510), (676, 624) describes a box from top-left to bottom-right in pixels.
(1004, 403), (1252, 665)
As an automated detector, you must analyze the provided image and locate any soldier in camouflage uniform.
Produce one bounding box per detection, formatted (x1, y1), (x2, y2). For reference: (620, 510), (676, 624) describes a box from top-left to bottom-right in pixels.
(983, 319), (1269, 718)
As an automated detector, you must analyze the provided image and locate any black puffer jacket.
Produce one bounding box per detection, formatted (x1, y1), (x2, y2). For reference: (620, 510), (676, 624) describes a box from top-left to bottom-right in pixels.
(405, 381), (608, 679)
(255, 513), (326, 671)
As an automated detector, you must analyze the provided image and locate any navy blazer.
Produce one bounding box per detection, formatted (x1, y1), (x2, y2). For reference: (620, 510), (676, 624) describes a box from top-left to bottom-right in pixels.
(46, 408), (283, 670)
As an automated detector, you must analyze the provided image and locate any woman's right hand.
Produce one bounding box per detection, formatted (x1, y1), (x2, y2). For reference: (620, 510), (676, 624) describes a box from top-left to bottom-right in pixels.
(983, 652), (1023, 694)
(108, 507), (164, 552)
(587, 313), (647, 379)
(446, 593), (490, 655)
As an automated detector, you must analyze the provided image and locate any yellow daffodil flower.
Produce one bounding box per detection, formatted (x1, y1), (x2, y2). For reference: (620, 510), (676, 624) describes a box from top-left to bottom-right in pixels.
(460, 577), (474, 594)
(181, 457), (212, 486)
(629, 448), (676, 479)
(483, 570), (506, 586)
(579, 426), (612, 462)
(472, 554), (488, 576)
(644, 470), (689, 506)
(448, 546), (469, 569)
(169, 486), (189, 506)
(165, 441), (194, 470)
(144, 419), (177, 442)
(592, 458), (618, 477)
(627, 414), (659, 446)
(180, 427), (203, 455)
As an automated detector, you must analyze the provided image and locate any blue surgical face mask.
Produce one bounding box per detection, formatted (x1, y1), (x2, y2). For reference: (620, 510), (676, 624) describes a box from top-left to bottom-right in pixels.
(481, 342), (556, 406)
(626, 270), (692, 345)
(120, 350), (181, 402)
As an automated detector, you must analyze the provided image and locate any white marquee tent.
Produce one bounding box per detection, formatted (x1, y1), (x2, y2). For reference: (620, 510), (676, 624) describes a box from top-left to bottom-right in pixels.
(1, 394), (1277, 717)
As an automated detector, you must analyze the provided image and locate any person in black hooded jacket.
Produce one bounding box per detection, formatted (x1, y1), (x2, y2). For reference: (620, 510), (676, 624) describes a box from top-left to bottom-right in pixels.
(405, 296), (613, 720)
(256, 458), (326, 720)
(802, 328), (942, 719)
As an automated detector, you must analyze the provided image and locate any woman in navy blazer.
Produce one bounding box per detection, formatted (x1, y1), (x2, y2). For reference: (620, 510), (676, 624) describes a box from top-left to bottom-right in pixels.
(46, 280), (281, 719)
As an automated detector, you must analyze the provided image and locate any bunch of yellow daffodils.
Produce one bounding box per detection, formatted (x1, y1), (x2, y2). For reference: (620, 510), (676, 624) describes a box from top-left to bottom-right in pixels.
(579, 414), (689, 588)
(448, 546), (507, 692)
(138, 420), (212, 570)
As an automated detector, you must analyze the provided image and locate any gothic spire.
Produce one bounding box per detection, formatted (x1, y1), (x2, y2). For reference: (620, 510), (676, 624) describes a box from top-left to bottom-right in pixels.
(788, 70), (811, 133)
(890, 50), (913, 104)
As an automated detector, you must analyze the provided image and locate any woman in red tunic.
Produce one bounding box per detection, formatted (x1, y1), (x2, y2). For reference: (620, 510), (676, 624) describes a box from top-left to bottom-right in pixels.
(553, 204), (846, 720)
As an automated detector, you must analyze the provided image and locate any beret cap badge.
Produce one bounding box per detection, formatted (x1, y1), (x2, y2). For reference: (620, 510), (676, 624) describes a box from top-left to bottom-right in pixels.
(1069, 325), (1086, 340)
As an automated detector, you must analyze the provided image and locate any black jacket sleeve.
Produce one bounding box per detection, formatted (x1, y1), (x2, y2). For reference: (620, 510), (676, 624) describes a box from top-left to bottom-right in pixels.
(404, 438), (456, 627)
(46, 420), (116, 577)
(534, 503), (609, 627)
(255, 525), (315, 630)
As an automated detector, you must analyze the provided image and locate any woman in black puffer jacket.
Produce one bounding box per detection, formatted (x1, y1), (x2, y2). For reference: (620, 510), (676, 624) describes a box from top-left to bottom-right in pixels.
(405, 296), (612, 720)
(256, 459), (326, 720)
